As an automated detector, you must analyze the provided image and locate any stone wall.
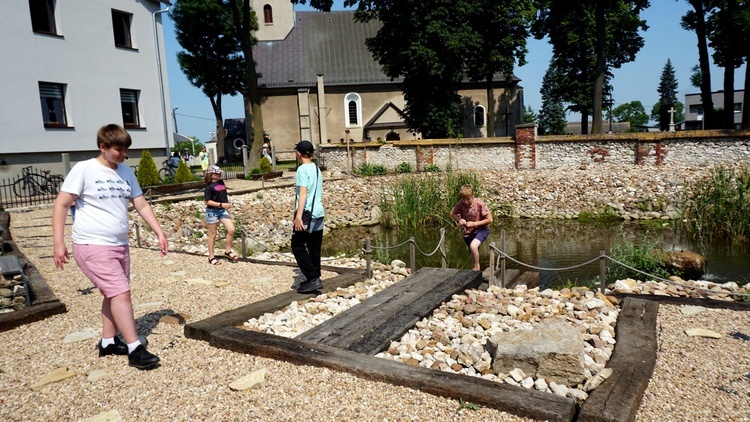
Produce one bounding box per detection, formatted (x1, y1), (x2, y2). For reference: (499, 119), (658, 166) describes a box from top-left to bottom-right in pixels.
(319, 129), (750, 173)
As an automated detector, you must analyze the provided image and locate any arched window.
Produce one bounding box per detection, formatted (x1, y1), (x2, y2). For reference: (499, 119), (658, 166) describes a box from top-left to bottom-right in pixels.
(344, 93), (362, 127)
(473, 105), (486, 127)
(263, 5), (273, 24)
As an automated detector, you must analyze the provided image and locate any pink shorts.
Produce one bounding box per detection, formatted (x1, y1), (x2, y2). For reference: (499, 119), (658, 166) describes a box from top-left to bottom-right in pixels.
(73, 244), (131, 298)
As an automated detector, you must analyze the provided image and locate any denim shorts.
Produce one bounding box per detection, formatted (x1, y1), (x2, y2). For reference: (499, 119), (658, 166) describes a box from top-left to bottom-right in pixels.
(205, 207), (231, 224)
(464, 227), (490, 247)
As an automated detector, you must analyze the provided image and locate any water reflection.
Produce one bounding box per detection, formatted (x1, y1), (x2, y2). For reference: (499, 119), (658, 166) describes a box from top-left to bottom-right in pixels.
(322, 219), (750, 289)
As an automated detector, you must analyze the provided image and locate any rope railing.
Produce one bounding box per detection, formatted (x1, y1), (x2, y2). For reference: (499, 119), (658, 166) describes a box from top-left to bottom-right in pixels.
(362, 228), (447, 278)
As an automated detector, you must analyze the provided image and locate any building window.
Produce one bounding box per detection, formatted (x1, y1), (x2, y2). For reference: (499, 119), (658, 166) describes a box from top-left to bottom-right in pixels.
(263, 5), (273, 24)
(39, 82), (67, 127)
(734, 103), (742, 113)
(345, 93), (361, 127)
(473, 105), (486, 127)
(29, 0), (57, 34)
(689, 104), (703, 115)
(120, 89), (140, 128)
(112, 10), (133, 48)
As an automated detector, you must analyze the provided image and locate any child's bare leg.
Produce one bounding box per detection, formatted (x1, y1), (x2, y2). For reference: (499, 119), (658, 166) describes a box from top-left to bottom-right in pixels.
(105, 292), (138, 343)
(207, 223), (218, 258)
(469, 239), (482, 271)
(101, 297), (117, 339)
(221, 218), (235, 252)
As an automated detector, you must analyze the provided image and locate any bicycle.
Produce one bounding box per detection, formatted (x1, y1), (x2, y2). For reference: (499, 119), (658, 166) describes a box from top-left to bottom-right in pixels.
(159, 160), (177, 182)
(13, 166), (64, 197)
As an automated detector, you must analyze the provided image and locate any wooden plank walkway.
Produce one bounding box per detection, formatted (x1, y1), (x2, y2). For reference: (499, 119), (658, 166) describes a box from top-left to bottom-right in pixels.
(298, 267), (483, 354)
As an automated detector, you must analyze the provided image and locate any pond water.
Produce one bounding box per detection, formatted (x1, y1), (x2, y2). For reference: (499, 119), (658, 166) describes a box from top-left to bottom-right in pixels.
(322, 219), (750, 289)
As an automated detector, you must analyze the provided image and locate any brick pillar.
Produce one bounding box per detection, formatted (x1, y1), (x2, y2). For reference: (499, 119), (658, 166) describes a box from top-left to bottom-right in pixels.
(415, 145), (434, 172)
(515, 123), (537, 170)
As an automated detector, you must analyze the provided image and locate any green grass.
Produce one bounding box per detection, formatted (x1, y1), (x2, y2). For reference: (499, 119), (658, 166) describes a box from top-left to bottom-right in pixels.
(607, 232), (674, 281)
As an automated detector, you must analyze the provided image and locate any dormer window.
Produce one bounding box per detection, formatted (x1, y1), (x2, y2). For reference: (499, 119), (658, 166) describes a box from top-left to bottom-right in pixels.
(263, 5), (273, 24)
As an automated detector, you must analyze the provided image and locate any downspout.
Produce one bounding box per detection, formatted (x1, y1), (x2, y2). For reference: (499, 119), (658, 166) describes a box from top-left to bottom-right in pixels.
(152, 2), (171, 159)
(316, 74), (327, 151)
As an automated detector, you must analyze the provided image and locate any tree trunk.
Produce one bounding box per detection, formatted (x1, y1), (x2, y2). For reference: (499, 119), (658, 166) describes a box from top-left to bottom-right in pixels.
(743, 64), (750, 129)
(689, 0), (714, 128)
(723, 64), (735, 129)
(591, 1), (607, 134)
(209, 95), (224, 164)
(580, 110), (590, 135)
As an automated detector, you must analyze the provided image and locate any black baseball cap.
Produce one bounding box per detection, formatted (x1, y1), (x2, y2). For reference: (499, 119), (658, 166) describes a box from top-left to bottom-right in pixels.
(294, 140), (315, 155)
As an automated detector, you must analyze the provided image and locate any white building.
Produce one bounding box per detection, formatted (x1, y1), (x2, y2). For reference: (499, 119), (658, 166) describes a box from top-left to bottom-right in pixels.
(0, 0), (173, 180)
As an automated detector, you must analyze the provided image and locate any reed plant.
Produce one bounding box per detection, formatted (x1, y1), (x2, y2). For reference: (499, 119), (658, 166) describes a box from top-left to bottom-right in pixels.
(680, 164), (750, 244)
(379, 172), (481, 229)
(607, 232), (673, 281)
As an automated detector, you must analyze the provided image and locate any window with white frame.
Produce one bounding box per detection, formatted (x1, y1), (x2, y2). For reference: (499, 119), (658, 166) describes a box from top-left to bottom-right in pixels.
(120, 89), (141, 128)
(345, 93), (361, 127)
(263, 5), (273, 24)
(29, 0), (57, 34)
(112, 10), (133, 48)
(473, 105), (486, 127)
(39, 82), (68, 127)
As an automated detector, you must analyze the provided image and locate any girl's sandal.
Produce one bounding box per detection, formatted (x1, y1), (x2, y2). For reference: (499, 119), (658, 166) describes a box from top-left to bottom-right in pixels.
(209, 257), (222, 265)
(224, 251), (240, 262)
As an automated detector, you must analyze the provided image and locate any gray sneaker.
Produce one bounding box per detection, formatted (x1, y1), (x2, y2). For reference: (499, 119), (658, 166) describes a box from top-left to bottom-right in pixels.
(297, 277), (323, 293)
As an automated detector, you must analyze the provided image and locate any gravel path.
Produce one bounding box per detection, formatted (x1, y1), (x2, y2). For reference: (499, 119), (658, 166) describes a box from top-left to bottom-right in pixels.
(1, 166), (749, 421)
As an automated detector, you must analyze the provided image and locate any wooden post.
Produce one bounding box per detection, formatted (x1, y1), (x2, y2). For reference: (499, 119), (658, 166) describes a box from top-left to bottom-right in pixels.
(489, 242), (496, 287)
(409, 236), (416, 274)
(365, 237), (372, 279)
(599, 250), (606, 294)
(439, 228), (446, 268)
(241, 230), (247, 259)
(500, 229), (506, 287)
(135, 222), (141, 248)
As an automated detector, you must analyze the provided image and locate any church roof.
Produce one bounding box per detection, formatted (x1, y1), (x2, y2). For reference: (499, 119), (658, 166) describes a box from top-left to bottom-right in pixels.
(254, 11), (396, 88)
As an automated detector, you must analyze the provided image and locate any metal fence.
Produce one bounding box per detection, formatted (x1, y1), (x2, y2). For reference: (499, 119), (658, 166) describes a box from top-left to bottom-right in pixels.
(0, 166), (63, 209)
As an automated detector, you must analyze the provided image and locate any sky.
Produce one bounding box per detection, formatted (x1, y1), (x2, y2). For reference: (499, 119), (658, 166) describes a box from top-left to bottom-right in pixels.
(162, 1), (746, 143)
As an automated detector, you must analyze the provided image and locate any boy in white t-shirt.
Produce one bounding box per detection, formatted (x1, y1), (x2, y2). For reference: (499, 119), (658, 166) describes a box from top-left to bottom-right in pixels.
(52, 124), (168, 370)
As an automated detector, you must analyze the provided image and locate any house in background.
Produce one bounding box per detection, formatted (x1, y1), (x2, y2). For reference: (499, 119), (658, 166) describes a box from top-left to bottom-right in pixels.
(0, 0), (174, 179)
(248, 0), (524, 154)
(683, 90), (744, 130)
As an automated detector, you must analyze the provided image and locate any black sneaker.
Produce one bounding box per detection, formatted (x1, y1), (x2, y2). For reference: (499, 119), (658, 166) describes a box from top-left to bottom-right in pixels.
(97, 336), (128, 357)
(128, 345), (160, 369)
(297, 277), (323, 293)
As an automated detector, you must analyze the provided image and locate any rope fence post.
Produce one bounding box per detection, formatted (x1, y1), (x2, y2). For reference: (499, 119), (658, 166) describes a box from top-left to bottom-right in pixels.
(241, 230), (247, 259)
(409, 236), (416, 274)
(489, 242), (496, 286)
(364, 237), (372, 279)
(439, 228), (446, 268)
(599, 250), (606, 294)
(135, 222), (141, 248)
(500, 229), (506, 288)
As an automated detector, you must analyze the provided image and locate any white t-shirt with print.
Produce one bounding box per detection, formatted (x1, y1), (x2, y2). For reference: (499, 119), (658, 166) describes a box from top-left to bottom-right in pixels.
(61, 158), (142, 246)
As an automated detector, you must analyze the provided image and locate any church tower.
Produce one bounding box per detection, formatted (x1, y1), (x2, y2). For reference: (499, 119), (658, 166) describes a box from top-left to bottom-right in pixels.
(251, 0), (295, 41)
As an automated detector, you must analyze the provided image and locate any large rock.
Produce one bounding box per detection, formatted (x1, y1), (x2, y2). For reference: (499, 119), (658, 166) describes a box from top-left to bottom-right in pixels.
(660, 250), (706, 280)
(486, 317), (585, 386)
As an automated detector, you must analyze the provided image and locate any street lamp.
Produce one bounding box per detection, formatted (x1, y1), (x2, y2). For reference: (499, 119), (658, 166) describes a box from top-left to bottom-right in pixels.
(152, 4), (171, 159)
(172, 106), (179, 133)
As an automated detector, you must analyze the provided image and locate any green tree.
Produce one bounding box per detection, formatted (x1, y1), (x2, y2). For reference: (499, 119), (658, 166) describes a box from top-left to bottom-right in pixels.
(171, 0), (242, 158)
(681, 0), (716, 128)
(653, 59), (679, 131)
(226, 0), (264, 167)
(523, 106), (537, 124)
(173, 137), (203, 157)
(533, 0), (648, 134)
(137, 150), (160, 188)
(174, 161), (195, 184)
(651, 101), (685, 128)
(612, 100), (649, 129)
(706, 0), (746, 129)
(538, 61), (568, 135)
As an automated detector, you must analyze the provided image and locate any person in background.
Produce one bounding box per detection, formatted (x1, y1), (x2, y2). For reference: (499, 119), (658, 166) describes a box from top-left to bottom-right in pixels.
(168, 151), (181, 170)
(182, 148), (190, 163)
(291, 141), (324, 293)
(52, 124), (168, 370)
(199, 146), (209, 176)
(204, 164), (239, 265)
(449, 184), (493, 271)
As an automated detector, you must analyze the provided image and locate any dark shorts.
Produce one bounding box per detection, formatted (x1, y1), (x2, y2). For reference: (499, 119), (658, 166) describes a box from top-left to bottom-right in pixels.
(464, 227), (490, 247)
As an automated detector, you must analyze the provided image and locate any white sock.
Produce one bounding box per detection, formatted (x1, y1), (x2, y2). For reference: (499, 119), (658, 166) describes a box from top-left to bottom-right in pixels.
(101, 337), (115, 347)
(127, 339), (142, 354)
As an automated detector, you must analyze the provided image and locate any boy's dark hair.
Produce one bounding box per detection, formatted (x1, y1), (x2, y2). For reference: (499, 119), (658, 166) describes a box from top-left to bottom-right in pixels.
(97, 124), (132, 149)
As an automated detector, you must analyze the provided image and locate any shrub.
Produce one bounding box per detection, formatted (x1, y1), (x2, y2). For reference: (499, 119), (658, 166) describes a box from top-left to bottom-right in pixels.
(356, 163), (387, 176)
(249, 168), (262, 175)
(174, 161), (194, 183)
(395, 162), (413, 174)
(137, 150), (160, 187)
(423, 164), (440, 173)
(607, 233), (674, 281)
(259, 156), (273, 173)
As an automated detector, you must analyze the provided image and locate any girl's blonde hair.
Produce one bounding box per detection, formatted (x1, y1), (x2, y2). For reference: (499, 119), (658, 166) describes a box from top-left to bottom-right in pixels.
(459, 184), (474, 199)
